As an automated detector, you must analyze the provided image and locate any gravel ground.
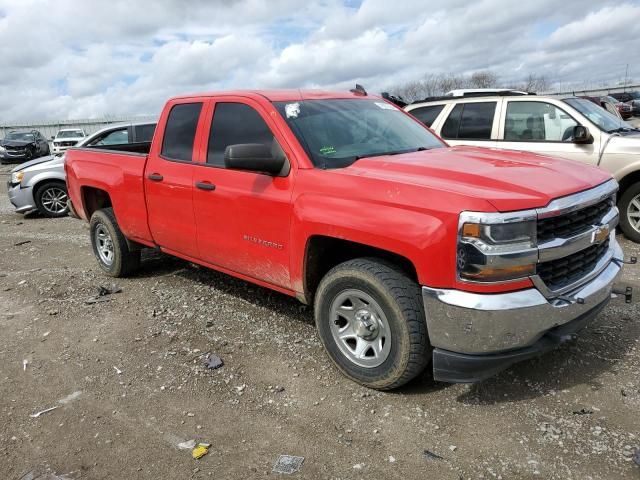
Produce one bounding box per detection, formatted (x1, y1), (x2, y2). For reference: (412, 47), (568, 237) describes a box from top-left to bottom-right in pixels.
(0, 163), (639, 480)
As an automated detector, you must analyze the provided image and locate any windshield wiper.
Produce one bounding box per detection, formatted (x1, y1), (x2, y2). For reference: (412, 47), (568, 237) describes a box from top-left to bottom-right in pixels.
(354, 147), (431, 161)
(607, 127), (639, 133)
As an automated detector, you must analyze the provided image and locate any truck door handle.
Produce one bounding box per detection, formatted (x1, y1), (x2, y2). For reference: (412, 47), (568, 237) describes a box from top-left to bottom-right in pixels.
(148, 173), (163, 182)
(195, 181), (216, 191)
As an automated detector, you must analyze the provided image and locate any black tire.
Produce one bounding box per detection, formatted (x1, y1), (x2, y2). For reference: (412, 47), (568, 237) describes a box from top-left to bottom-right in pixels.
(89, 207), (140, 277)
(618, 182), (640, 243)
(34, 181), (69, 218)
(314, 258), (431, 390)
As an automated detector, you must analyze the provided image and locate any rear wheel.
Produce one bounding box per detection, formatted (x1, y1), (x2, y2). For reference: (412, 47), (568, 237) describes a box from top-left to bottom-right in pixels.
(34, 181), (69, 218)
(618, 183), (640, 243)
(90, 208), (140, 277)
(314, 258), (431, 390)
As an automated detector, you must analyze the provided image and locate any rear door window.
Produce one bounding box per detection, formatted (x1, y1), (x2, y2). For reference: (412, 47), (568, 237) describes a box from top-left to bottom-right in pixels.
(134, 124), (156, 143)
(161, 102), (203, 162)
(441, 102), (496, 140)
(410, 105), (445, 127)
(93, 129), (128, 146)
(458, 102), (496, 139)
(207, 103), (275, 167)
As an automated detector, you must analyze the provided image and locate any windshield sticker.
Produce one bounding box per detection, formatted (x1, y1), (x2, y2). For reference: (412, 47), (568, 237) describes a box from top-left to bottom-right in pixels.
(374, 101), (395, 110)
(285, 102), (301, 118)
(319, 146), (336, 155)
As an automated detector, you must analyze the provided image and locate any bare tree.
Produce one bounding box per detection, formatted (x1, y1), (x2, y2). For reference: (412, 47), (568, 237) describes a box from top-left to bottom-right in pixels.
(469, 71), (498, 88)
(389, 70), (554, 101)
(520, 73), (550, 93)
(436, 73), (467, 94)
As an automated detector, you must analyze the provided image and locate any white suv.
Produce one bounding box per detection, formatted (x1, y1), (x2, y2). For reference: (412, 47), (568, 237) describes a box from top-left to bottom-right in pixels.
(52, 128), (86, 154)
(406, 91), (640, 242)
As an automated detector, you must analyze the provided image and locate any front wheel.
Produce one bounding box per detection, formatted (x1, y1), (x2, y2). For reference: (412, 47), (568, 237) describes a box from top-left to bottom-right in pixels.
(90, 208), (140, 277)
(34, 181), (69, 218)
(618, 183), (640, 243)
(314, 258), (431, 390)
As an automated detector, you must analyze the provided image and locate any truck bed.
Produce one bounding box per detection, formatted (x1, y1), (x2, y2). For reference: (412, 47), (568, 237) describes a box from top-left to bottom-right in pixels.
(65, 147), (154, 245)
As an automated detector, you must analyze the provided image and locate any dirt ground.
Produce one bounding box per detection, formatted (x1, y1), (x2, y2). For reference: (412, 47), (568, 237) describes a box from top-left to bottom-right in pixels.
(1, 164), (639, 480)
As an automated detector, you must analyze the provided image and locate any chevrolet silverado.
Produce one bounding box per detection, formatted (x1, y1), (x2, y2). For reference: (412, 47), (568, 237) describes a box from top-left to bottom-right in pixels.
(65, 89), (626, 390)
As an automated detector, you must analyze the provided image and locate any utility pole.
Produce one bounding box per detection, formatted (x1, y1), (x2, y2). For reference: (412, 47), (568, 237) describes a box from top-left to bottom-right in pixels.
(623, 63), (629, 92)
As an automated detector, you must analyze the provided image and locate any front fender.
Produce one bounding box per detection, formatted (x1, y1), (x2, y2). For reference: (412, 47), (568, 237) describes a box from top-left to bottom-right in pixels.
(289, 191), (457, 293)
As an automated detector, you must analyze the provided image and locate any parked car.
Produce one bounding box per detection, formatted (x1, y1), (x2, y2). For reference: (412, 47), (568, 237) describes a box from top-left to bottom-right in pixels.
(406, 90), (640, 242)
(578, 96), (622, 118)
(610, 91), (640, 115)
(65, 89), (624, 390)
(7, 122), (156, 217)
(601, 95), (633, 119)
(0, 130), (50, 164)
(51, 128), (86, 154)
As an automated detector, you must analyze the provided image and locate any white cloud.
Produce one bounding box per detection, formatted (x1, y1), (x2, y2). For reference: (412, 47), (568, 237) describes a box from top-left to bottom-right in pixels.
(0, 0), (637, 121)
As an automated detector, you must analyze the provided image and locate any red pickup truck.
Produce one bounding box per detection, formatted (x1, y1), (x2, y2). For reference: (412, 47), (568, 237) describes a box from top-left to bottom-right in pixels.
(65, 89), (624, 390)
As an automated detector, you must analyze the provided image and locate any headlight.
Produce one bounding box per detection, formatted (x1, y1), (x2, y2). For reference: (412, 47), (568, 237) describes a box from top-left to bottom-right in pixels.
(11, 171), (24, 184)
(457, 211), (537, 282)
(0, 145), (5, 152)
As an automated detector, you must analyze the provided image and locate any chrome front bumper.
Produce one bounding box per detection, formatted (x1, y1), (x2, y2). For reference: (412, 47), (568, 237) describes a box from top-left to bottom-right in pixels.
(423, 238), (623, 356)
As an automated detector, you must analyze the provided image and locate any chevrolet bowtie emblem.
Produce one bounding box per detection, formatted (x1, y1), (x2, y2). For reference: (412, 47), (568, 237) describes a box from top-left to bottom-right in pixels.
(591, 225), (610, 244)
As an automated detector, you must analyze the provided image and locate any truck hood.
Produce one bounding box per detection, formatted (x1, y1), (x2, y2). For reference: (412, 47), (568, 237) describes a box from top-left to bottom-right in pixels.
(343, 146), (612, 212)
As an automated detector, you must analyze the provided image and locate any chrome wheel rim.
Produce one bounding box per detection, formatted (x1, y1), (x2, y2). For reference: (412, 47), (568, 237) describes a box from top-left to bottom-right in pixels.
(628, 193), (640, 233)
(41, 187), (68, 214)
(95, 224), (114, 266)
(329, 289), (391, 368)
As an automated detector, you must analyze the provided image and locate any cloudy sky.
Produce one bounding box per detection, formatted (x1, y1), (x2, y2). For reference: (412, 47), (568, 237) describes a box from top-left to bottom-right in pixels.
(0, 0), (639, 122)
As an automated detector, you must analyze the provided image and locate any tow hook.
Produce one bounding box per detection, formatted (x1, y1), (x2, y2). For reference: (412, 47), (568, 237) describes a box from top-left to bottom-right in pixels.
(612, 256), (637, 267)
(612, 286), (633, 304)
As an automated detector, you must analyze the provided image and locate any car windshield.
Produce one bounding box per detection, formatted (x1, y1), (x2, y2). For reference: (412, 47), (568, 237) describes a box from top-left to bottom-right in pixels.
(564, 98), (634, 133)
(274, 99), (445, 168)
(601, 96), (617, 104)
(5, 132), (35, 141)
(57, 130), (84, 138)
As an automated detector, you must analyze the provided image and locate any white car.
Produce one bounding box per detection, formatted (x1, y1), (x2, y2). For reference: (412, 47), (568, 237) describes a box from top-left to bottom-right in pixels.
(51, 128), (86, 154)
(405, 90), (640, 242)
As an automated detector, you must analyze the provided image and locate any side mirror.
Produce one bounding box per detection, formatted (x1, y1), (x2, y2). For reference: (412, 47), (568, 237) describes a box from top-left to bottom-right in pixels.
(572, 125), (593, 144)
(224, 143), (286, 176)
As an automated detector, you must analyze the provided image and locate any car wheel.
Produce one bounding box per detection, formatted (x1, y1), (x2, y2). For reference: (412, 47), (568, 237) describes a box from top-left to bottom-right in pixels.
(619, 182), (640, 243)
(314, 258), (431, 390)
(25, 148), (33, 160)
(34, 181), (69, 218)
(90, 207), (141, 277)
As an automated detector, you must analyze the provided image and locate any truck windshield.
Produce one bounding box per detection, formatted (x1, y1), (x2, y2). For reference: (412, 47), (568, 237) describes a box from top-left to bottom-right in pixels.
(274, 99), (445, 168)
(563, 98), (634, 133)
(57, 130), (84, 138)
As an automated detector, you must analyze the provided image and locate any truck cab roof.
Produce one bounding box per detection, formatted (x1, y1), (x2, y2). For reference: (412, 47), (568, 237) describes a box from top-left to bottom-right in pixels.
(169, 89), (376, 103)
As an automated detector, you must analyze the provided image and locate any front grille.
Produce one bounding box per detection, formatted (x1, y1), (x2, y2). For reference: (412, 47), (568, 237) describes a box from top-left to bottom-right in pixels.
(60, 141), (76, 147)
(537, 197), (612, 243)
(537, 238), (609, 291)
